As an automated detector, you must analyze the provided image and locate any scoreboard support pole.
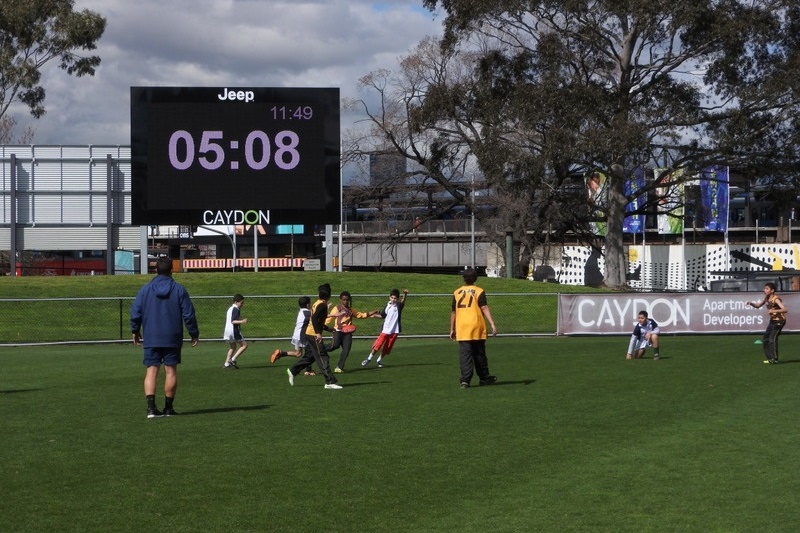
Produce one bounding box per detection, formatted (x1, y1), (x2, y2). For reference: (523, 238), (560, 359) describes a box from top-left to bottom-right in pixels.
(325, 225), (334, 271)
(139, 226), (149, 274)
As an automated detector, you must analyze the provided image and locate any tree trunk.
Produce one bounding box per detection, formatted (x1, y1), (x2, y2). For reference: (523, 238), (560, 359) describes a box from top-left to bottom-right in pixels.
(603, 168), (628, 289)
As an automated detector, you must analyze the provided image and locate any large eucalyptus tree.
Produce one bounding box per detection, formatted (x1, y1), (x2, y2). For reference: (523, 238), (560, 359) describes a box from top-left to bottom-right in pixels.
(0, 0), (105, 128)
(352, 1), (800, 286)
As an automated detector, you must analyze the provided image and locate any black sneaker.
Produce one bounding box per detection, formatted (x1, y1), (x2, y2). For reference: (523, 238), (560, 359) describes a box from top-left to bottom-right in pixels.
(479, 376), (497, 386)
(229, 360), (239, 369)
(460, 382), (470, 389)
(147, 408), (164, 419)
(163, 408), (178, 416)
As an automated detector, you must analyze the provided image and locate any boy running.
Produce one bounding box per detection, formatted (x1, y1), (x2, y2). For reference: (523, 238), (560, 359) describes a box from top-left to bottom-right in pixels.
(223, 294), (248, 368)
(287, 283), (341, 389)
(362, 288), (408, 368)
(271, 296), (313, 373)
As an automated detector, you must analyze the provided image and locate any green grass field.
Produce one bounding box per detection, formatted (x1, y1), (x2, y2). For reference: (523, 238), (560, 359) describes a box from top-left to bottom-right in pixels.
(3, 334), (799, 532)
(0, 271), (598, 343)
(0, 270), (596, 299)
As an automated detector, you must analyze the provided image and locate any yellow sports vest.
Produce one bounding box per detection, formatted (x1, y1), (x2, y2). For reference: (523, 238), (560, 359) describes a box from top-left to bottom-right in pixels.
(453, 285), (487, 341)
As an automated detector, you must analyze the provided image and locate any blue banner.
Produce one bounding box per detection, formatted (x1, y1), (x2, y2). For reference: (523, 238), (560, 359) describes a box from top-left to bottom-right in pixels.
(623, 167), (646, 234)
(699, 166), (729, 232)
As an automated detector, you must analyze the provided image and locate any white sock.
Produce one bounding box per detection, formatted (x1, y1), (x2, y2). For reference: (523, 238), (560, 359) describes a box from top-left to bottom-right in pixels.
(366, 354), (373, 361)
(376, 356), (382, 363)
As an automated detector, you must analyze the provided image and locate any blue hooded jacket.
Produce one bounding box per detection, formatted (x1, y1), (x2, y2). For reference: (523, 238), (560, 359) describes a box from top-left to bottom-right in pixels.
(130, 274), (199, 348)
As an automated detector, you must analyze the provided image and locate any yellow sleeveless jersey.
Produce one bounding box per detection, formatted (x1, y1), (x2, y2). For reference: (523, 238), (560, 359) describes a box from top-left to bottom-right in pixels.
(767, 294), (786, 322)
(452, 284), (488, 341)
(305, 298), (330, 336)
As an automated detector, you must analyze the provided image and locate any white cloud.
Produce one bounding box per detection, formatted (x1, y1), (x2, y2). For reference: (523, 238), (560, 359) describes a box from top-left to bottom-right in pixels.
(11, 0), (442, 144)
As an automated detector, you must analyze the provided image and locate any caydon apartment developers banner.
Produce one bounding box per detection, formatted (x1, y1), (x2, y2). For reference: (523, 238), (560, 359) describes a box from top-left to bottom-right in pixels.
(558, 293), (800, 335)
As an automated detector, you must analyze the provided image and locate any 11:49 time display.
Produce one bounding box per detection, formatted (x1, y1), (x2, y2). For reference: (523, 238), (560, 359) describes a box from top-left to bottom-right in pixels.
(168, 129), (300, 171)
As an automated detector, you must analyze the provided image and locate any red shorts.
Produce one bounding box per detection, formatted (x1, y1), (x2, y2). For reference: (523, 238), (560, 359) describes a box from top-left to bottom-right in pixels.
(371, 332), (399, 355)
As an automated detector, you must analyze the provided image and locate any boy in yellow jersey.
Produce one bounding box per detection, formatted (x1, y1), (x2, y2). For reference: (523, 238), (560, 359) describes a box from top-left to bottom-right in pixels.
(328, 291), (380, 372)
(287, 283), (341, 389)
(747, 282), (788, 364)
(450, 269), (497, 388)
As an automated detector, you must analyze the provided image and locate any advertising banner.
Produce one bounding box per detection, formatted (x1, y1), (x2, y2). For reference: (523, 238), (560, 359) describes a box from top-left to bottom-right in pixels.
(586, 171), (608, 236)
(699, 166), (729, 232)
(558, 292), (800, 335)
(655, 168), (685, 235)
(586, 172), (608, 237)
(623, 167), (645, 234)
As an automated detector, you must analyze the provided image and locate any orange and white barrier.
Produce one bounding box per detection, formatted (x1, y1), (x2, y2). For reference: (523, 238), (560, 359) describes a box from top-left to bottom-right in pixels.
(181, 258), (305, 270)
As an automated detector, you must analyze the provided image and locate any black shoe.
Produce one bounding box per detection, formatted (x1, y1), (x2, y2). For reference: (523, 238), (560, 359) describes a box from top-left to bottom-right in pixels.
(460, 382), (470, 389)
(147, 408), (164, 419)
(163, 408), (178, 416)
(479, 376), (497, 386)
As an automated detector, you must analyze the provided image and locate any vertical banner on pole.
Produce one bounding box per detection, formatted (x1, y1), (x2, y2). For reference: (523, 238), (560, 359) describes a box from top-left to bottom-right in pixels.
(623, 167), (646, 234)
(586, 171), (608, 236)
(656, 168), (685, 235)
(681, 207), (688, 290)
(625, 167), (646, 289)
(699, 166), (729, 232)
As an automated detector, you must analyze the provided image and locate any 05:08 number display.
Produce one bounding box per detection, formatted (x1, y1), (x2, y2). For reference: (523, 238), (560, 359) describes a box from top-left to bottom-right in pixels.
(167, 129), (300, 171)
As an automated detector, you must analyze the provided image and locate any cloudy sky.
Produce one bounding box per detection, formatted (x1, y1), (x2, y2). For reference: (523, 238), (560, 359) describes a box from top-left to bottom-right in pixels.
(11, 0), (444, 145)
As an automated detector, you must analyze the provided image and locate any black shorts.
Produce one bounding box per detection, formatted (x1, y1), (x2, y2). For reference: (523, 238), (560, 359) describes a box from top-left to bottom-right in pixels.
(143, 347), (181, 367)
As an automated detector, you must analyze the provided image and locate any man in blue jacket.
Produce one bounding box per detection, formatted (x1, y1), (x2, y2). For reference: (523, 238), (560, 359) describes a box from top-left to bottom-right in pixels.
(131, 257), (199, 418)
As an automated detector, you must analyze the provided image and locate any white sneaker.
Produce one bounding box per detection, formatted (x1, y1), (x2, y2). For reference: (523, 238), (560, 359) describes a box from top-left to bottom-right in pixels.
(361, 359), (369, 366)
(324, 383), (343, 389)
(286, 368), (294, 386)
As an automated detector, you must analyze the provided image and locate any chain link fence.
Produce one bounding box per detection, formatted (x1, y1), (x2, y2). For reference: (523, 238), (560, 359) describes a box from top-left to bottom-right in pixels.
(0, 293), (558, 346)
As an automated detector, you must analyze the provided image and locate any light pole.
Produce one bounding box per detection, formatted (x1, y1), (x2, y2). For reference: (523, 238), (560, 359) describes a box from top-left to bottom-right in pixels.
(470, 176), (476, 269)
(199, 225), (237, 272)
(338, 165), (344, 272)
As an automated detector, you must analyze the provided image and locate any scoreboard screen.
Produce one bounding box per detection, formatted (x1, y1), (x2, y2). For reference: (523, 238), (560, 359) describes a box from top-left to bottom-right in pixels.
(130, 86), (340, 225)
